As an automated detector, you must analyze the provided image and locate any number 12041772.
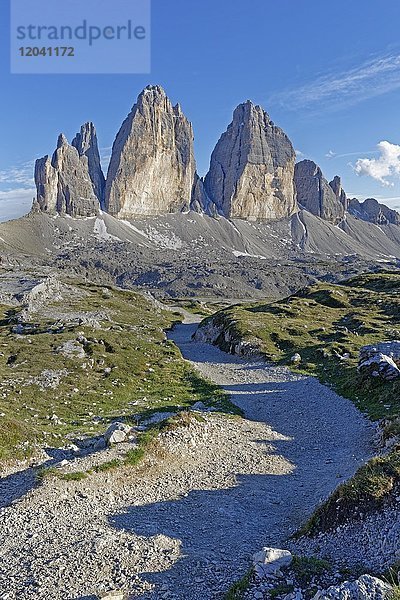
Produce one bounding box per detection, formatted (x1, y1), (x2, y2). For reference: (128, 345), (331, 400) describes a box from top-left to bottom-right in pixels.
(18, 47), (75, 57)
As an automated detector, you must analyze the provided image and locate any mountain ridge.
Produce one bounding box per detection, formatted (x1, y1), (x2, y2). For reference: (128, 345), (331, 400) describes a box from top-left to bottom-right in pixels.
(31, 84), (400, 229)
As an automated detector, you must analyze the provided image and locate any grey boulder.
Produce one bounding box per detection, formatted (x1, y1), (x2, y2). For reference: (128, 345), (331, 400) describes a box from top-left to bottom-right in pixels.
(104, 422), (133, 445)
(253, 547), (293, 577)
(313, 574), (392, 600)
(358, 341), (400, 380)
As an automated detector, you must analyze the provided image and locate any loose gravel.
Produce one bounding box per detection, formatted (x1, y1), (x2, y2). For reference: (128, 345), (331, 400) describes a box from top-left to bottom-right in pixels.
(0, 317), (375, 599)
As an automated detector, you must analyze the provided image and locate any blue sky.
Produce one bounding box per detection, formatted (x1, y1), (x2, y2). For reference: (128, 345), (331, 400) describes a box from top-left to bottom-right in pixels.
(1, 0), (400, 221)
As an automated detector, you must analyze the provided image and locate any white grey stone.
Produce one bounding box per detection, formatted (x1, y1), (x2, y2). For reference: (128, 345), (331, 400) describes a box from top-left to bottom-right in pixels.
(253, 547), (293, 577)
(294, 160), (345, 224)
(291, 353), (302, 364)
(99, 591), (126, 600)
(314, 574), (392, 600)
(358, 352), (400, 381)
(204, 100), (297, 220)
(104, 422), (133, 445)
(105, 85), (204, 218)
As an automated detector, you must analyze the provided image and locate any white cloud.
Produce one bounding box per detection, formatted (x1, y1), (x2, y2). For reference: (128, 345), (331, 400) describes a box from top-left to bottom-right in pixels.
(0, 160), (36, 222)
(0, 188), (35, 223)
(272, 52), (400, 111)
(326, 149), (377, 160)
(0, 161), (34, 187)
(354, 141), (400, 186)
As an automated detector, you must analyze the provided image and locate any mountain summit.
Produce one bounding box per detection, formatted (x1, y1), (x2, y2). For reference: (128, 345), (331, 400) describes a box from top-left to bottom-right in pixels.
(104, 85), (205, 218)
(204, 100), (297, 220)
(32, 84), (400, 229)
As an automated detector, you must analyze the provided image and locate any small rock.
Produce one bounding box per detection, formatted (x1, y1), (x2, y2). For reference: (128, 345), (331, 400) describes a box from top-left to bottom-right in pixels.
(104, 422), (133, 445)
(253, 547), (293, 577)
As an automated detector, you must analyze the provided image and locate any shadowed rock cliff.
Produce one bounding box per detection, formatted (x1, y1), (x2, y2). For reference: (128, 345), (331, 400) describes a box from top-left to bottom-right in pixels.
(204, 101), (297, 220)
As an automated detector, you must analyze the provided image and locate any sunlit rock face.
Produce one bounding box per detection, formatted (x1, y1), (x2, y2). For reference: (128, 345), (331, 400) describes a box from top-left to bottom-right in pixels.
(105, 85), (200, 218)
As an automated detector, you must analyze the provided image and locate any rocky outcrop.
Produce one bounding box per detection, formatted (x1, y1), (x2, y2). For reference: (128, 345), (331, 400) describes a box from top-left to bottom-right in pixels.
(190, 174), (218, 216)
(105, 85), (201, 218)
(34, 133), (100, 217)
(72, 122), (105, 207)
(34, 156), (58, 214)
(204, 101), (297, 220)
(315, 575), (392, 600)
(358, 341), (400, 380)
(329, 175), (348, 211)
(294, 160), (345, 224)
(252, 547), (292, 578)
(348, 197), (400, 225)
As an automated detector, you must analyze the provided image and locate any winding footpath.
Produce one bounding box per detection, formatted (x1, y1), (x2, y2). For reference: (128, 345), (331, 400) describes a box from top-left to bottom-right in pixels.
(0, 316), (374, 600)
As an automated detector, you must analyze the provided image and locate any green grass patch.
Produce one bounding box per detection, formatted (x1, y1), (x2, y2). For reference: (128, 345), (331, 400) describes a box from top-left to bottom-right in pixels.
(36, 466), (59, 481)
(0, 280), (235, 462)
(269, 584), (295, 599)
(297, 449), (400, 536)
(93, 459), (122, 472)
(224, 569), (252, 600)
(199, 270), (400, 534)
(200, 271), (400, 421)
(60, 471), (87, 481)
(291, 555), (332, 585)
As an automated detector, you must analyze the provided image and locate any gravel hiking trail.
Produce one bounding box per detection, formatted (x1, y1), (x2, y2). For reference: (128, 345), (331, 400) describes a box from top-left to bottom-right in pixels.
(0, 315), (374, 600)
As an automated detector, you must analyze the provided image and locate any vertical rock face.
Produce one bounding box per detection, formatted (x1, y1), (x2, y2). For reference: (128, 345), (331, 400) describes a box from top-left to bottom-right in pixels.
(34, 134), (99, 217)
(348, 197), (400, 225)
(72, 122), (105, 207)
(105, 85), (199, 218)
(204, 101), (297, 220)
(34, 156), (58, 213)
(329, 175), (348, 211)
(294, 160), (345, 224)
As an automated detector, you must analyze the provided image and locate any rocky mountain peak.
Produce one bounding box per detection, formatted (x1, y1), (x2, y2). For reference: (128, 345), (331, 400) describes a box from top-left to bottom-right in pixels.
(57, 133), (69, 149)
(329, 175), (348, 211)
(348, 197), (400, 225)
(34, 132), (100, 218)
(294, 160), (345, 224)
(204, 100), (297, 219)
(104, 85), (203, 218)
(72, 122), (105, 207)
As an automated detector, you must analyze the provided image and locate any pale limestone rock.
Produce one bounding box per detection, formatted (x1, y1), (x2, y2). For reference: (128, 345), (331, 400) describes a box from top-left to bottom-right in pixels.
(104, 422), (133, 445)
(34, 156), (58, 213)
(348, 197), (400, 225)
(253, 547), (293, 577)
(72, 121), (105, 207)
(191, 174), (219, 216)
(105, 85), (200, 218)
(329, 175), (348, 211)
(294, 160), (345, 224)
(34, 133), (99, 217)
(314, 575), (392, 600)
(204, 101), (297, 220)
